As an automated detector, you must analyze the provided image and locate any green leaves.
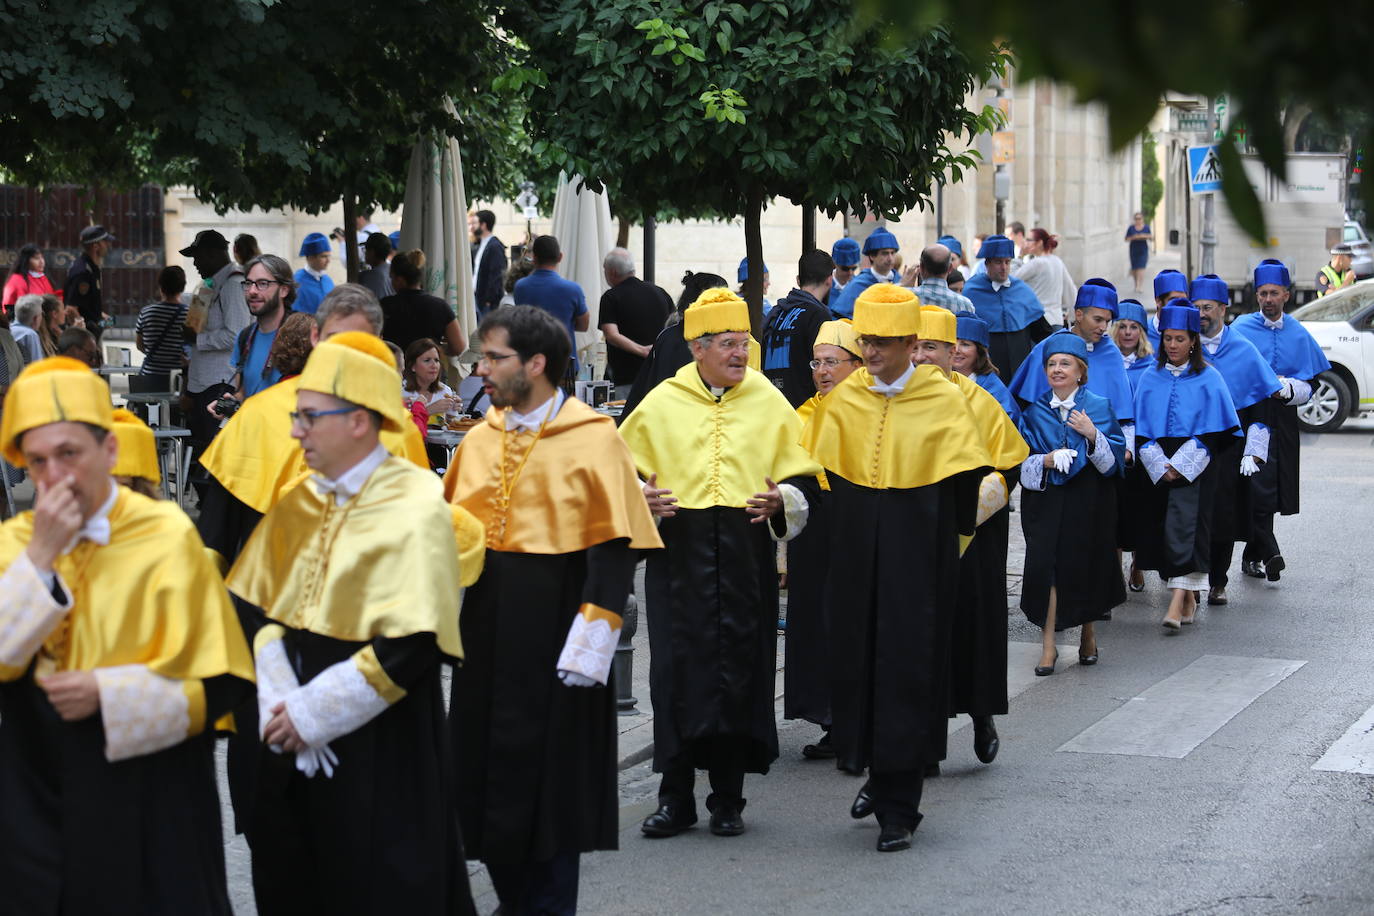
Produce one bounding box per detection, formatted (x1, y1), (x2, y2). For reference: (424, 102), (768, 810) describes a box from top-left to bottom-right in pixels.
(700, 86), (748, 124)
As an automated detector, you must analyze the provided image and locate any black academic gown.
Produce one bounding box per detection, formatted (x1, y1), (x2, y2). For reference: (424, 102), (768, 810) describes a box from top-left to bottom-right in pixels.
(782, 488), (832, 728)
(1245, 396), (1301, 518)
(620, 322), (690, 422)
(451, 541), (634, 866)
(1020, 469), (1126, 630)
(1133, 432), (1236, 579)
(824, 470), (984, 776)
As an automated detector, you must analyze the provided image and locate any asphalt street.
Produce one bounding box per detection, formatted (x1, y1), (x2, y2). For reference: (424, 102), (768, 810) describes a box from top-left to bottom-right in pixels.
(218, 420), (1374, 915)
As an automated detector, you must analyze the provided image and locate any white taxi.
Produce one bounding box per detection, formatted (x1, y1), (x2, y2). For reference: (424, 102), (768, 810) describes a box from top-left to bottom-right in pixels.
(1290, 280), (1374, 432)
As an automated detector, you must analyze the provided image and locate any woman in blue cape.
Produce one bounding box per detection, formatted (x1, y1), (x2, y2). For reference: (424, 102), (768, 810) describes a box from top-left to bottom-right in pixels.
(1110, 298), (1155, 590)
(1112, 300), (1155, 395)
(1131, 304), (1242, 630)
(1016, 334), (1126, 676)
(952, 315), (1020, 423)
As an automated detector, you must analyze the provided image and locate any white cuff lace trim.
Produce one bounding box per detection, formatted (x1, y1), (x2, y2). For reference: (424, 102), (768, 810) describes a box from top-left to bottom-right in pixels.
(1121, 423), (1136, 451)
(1286, 377), (1312, 405)
(769, 483), (810, 543)
(1139, 441), (1168, 484)
(0, 553), (71, 674)
(255, 636), (300, 736)
(93, 665), (190, 762)
(1244, 423), (1270, 462)
(976, 472), (1008, 527)
(1088, 429), (1117, 475)
(1169, 437), (1211, 482)
(556, 609), (621, 687)
(1020, 455), (1046, 491)
(284, 657), (391, 750)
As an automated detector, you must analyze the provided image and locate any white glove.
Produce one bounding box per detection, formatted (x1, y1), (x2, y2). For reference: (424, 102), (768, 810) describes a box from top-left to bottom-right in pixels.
(1051, 449), (1079, 474)
(295, 744), (339, 779)
(558, 671), (599, 688)
(1276, 377), (1294, 401)
(1240, 455), (1260, 476)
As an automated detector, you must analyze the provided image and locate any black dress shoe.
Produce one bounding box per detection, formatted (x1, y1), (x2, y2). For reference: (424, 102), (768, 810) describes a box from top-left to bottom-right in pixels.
(973, 716), (1000, 764)
(1265, 555), (1285, 582)
(850, 783), (875, 819)
(876, 824), (913, 852)
(801, 731), (836, 760)
(709, 803), (744, 836)
(1034, 649), (1058, 677)
(641, 802), (698, 838)
(1208, 587), (1228, 605)
(1242, 560), (1265, 578)
(924, 762), (941, 778)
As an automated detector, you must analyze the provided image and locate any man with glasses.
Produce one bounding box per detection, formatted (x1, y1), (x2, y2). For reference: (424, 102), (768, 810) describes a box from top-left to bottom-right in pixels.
(444, 305), (659, 915)
(829, 237), (861, 300)
(226, 331), (481, 914)
(800, 284), (991, 852)
(760, 249), (837, 407)
(209, 254), (295, 419)
(620, 288), (821, 841)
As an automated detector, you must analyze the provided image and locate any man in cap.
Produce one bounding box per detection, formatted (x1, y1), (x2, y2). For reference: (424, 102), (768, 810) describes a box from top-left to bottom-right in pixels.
(0, 357), (254, 912)
(64, 226), (114, 341)
(828, 227), (901, 319)
(1228, 259), (1331, 582)
(620, 288), (821, 840)
(1188, 274), (1283, 605)
(830, 237), (862, 300)
(444, 305), (660, 915)
(226, 331), (480, 914)
(293, 233), (336, 316)
(1316, 243), (1355, 297)
(962, 234), (1051, 383)
(737, 256), (774, 317)
(913, 243), (976, 316)
(1151, 268), (1190, 347)
(937, 235), (966, 271)
(799, 285), (991, 852)
(760, 249), (837, 407)
(182, 229), (250, 495)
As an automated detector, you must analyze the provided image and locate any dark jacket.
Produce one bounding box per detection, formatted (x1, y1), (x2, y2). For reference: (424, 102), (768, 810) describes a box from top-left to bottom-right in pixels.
(759, 288), (830, 408)
(473, 235), (507, 319)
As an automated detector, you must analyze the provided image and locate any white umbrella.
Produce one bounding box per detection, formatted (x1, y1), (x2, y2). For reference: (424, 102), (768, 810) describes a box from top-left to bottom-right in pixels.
(549, 172), (615, 376)
(399, 99), (477, 363)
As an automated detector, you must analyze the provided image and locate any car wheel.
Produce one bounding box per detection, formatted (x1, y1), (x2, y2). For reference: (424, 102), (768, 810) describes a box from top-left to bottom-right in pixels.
(1298, 371), (1350, 433)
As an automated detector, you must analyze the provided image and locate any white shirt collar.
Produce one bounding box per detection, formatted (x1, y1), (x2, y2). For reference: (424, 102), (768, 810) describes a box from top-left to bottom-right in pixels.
(64, 479), (117, 554)
(872, 269), (896, 283)
(304, 266), (326, 281)
(1262, 313), (1284, 330)
(1164, 361), (1189, 377)
(1049, 387), (1078, 411)
(1122, 351), (1138, 367)
(1201, 325), (1224, 352)
(869, 362), (915, 397)
(991, 278), (1011, 291)
(311, 443), (389, 505)
(505, 389), (563, 433)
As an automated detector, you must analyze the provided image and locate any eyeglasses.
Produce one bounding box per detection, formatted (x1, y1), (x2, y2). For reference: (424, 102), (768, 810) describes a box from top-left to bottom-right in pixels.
(290, 406), (359, 430)
(711, 338), (750, 352)
(477, 351), (519, 367)
(240, 279), (282, 292)
(809, 357), (860, 370)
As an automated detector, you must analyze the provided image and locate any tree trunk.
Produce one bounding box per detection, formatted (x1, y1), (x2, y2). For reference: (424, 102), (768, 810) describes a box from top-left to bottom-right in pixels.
(744, 185), (765, 336)
(801, 204), (816, 254)
(342, 192), (360, 283)
(1282, 101), (1313, 153)
(617, 216), (632, 249)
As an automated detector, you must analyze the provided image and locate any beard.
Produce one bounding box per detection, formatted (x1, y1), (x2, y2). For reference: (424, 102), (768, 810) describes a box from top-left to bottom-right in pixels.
(487, 368), (533, 408)
(250, 290), (284, 318)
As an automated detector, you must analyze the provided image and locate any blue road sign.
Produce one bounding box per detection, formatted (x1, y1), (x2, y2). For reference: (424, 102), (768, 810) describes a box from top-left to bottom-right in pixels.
(1189, 145), (1223, 193)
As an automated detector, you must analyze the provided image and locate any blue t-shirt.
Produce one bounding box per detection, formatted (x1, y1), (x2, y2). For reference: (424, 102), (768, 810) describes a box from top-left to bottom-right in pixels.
(512, 269), (588, 374)
(231, 325), (282, 398)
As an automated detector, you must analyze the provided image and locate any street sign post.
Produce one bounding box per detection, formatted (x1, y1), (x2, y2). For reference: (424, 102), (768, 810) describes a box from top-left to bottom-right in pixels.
(1189, 144), (1223, 194)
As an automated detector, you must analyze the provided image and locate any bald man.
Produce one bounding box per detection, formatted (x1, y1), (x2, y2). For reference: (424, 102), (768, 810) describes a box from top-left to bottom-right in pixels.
(913, 245), (975, 316)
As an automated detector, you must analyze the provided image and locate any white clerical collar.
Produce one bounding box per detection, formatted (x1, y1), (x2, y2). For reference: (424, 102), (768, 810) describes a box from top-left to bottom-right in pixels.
(1201, 326), (1224, 352)
(506, 389), (563, 433)
(991, 279), (1011, 291)
(312, 443), (389, 505)
(1262, 313), (1284, 330)
(63, 479), (117, 554)
(869, 362), (915, 397)
(1049, 388), (1078, 411)
(1164, 361), (1189, 377)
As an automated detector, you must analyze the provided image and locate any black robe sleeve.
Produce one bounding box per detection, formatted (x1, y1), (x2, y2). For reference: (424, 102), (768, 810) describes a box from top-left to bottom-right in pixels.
(769, 473), (822, 539)
(581, 537), (637, 615)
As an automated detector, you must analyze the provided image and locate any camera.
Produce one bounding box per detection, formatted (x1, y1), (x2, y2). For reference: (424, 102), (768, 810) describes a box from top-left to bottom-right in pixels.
(214, 396), (242, 419)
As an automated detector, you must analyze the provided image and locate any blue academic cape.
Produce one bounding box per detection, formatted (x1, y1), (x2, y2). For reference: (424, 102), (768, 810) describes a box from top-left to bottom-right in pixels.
(1017, 388), (1126, 486)
(975, 371), (1022, 423)
(963, 273), (1044, 333)
(1133, 364), (1242, 445)
(1123, 354), (1152, 395)
(1009, 330), (1136, 422)
(292, 269), (335, 316)
(1229, 312), (1332, 381)
(828, 268), (895, 319)
(1203, 328), (1282, 410)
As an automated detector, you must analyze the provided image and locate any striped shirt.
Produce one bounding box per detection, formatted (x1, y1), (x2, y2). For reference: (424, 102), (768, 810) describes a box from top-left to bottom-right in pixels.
(914, 278), (976, 315)
(135, 300), (188, 376)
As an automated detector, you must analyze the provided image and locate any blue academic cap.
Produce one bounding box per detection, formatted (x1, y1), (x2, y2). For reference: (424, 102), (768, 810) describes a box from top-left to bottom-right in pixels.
(862, 227), (899, 255)
(956, 314), (989, 347)
(1158, 302), (1202, 334)
(1253, 258), (1291, 289)
(937, 235), (963, 258)
(1152, 269), (1188, 299)
(831, 237), (861, 268)
(1189, 274), (1229, 304)
(389, 230), (401, 248)
(300, 232), (331, 257)
(1074, 278), (1119, 318)
(1043, 331), (1089, 365)
(977, 234), (1016, 259)
(737, 256), (769, 284)
(1116, 300), (1149, 329)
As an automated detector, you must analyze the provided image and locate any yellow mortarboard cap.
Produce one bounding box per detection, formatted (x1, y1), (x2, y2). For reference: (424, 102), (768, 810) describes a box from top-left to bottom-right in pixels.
(813, 319), (861, 358)
(1, 357), (113, 466)
(683, 288), (751, 339)
(852, 284), (921, 337)
(298, 331), (407, 432)
(110, 407), (160, 485)
(919, 305), (957, 344)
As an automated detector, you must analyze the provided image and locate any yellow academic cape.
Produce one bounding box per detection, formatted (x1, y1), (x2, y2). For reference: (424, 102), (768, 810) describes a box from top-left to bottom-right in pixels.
(227, 456), (469, 659)
(949, 371), (1030, 472)
(619, 362), (821, 508)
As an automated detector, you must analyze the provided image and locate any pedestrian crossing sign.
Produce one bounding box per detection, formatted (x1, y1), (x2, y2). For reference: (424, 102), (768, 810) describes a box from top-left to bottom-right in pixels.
(1189, 144), (1223, 194)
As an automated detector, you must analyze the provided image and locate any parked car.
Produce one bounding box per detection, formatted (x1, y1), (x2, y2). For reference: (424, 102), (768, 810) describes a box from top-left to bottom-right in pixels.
(1291, 279), (1374, 432)
(1343, 220), (1373, 279)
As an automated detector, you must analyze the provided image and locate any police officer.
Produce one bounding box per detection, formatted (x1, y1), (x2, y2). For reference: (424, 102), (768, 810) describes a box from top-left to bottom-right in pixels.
(1316, 244), (1355, 297)
(64, 225), (114, 341)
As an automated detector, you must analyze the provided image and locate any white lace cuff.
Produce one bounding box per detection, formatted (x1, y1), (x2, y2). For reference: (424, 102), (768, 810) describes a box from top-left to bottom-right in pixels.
(93, 665), (192, 762)
(1244, 422), (1270, 462)
(1088, 429), (1116, 475)
(769, 483), (810, 543)
(1020, 455), (1047, 491)
(1139, 441), (1169, 484)
(556, 603), (622, 687)
(284, 656), (392, 749)
(1121, 423), (1136, 452)
(0, 553), (72, 679)
(254, 627), (300, 739)
(1170, 437), (1211, 482)
(976, 472), (1008, 526)
(1286, 377), (1312, 405)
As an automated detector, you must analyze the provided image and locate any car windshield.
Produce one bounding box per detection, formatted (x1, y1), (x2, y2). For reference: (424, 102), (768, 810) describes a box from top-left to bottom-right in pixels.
(1293, 285), (1374, 322)
(1345, 225), (1360, 242)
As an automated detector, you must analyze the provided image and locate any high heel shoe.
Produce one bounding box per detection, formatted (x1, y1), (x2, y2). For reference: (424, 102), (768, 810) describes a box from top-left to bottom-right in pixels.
(1162, 616), (1182, 632)
(1034, 649), (1058, 676)
(1128, 565), (1145, 592)
(1078, 645), (1099, 666)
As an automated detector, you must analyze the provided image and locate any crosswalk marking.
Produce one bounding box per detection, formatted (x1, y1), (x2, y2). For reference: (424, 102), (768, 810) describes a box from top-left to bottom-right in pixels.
(1313, 703), (1374, 775)
(1058, 655), (1306, 759)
